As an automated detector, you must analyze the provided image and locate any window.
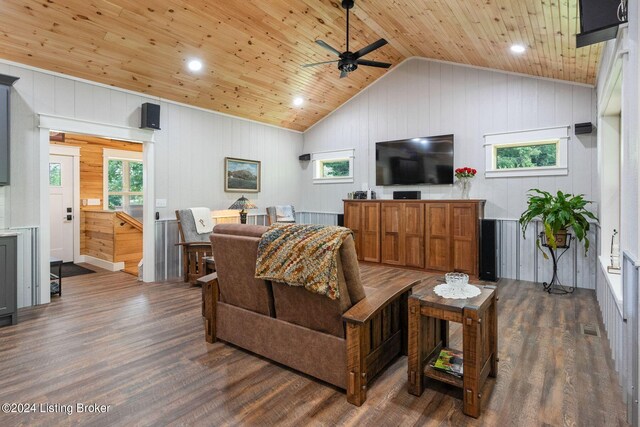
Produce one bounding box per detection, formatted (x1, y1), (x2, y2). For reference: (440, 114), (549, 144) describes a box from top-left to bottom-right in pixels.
(312, 149), (354, 184)
(49, 163), (61, 186)
(103, 149), (143, 220)
(495, 140), (558, 170)
(484, 126), (569, 178)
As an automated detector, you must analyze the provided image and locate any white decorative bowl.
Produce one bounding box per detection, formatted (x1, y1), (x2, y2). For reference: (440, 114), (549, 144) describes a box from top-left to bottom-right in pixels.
(445, 272), (469, 292)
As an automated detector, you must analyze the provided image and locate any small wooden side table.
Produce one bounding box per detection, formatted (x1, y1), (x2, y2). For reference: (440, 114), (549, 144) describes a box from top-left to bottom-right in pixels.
(407, 279), (497, 418)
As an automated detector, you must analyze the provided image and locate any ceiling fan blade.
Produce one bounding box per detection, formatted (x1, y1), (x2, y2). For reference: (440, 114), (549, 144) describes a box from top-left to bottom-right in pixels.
(354, 38), (388, 59)
(315, 40), (342, 56)
(356, 59), (392, 68)
(302, 60), (340, 68)
(340, 70), (348, 78)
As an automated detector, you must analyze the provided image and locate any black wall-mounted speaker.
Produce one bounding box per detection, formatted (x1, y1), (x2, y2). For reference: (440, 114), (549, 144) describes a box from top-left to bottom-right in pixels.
(299, 153), (311, 161)
(141, 102), (161, 130)
(393, 191), (421, 200)
(575, 122), (595, 135)
(479, 219), (499, 282)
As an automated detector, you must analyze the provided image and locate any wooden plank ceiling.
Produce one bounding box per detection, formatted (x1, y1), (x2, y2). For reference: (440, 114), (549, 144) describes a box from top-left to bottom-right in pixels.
(0, 0), (601, 131)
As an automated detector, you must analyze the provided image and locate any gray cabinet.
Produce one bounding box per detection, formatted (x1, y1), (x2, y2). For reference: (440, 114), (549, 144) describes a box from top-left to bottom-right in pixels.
(0, 235), (17, 326)
(0, 74), (19, 186)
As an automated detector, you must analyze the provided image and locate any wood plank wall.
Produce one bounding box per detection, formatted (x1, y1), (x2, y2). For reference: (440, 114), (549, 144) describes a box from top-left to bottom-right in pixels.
(51, 134), (142, 254)
(83, 211), (115, 262)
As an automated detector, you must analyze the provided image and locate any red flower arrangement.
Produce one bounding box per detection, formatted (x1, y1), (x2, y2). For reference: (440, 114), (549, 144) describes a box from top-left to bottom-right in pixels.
(455, 167), (477, 179)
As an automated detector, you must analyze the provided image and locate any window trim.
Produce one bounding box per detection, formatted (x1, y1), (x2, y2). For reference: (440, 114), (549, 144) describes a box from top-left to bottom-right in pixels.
(103, 148), (143, 211)
(312, 149), (355, 184)
(484, 126), (569, 178)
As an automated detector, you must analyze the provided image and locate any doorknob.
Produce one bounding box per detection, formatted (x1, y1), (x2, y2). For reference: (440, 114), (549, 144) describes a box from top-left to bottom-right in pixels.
(65, 215), (73, 221)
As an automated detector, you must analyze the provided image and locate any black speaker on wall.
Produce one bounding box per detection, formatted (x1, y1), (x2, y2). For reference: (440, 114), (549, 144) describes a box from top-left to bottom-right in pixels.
(479, 219), (499, 282)
(141, 102), (161, 130)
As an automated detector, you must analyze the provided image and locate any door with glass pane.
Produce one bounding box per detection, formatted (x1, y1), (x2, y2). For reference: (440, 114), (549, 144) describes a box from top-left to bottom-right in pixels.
(106, 156), (143, 220)
(49, 154), (74, 261)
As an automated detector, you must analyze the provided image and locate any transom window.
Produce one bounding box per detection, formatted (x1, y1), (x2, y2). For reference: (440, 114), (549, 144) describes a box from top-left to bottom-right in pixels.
(484, 126), (569, 178)
(103, 149), (143, 220)
(312, 149), (354, 184)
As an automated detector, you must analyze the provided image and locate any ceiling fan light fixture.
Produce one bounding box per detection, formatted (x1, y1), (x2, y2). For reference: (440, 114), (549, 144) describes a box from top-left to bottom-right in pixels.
(510, 44), (526, 54)
(187, 59), (203, 72)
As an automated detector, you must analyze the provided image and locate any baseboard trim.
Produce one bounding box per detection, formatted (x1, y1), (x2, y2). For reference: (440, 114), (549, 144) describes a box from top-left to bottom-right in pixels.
(79, 255), (125, 272)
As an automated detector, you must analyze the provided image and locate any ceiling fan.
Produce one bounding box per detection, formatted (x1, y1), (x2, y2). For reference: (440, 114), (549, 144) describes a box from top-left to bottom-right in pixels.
(303, 0), (391, 78)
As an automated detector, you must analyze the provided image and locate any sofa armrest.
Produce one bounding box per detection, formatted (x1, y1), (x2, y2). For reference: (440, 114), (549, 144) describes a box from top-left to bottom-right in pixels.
(176, 241), (212, 247)
(199, 272), (219, 343)
(343, 277), (428, 325)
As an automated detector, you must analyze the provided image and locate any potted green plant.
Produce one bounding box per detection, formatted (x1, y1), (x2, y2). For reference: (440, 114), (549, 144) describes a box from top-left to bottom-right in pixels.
(519, 189), (598, 257)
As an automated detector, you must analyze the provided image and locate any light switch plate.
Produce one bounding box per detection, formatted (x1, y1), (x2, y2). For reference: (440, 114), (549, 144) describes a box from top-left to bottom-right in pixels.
(155, 199), (167, 208)
(87, 199), (101, 206)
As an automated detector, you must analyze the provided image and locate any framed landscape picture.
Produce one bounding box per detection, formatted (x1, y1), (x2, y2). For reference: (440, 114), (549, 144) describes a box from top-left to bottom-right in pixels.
(225, 157), (261, 192)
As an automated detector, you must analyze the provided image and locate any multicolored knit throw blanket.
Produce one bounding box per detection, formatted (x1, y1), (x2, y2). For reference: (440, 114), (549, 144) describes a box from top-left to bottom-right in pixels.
(255, 223), (353, 300)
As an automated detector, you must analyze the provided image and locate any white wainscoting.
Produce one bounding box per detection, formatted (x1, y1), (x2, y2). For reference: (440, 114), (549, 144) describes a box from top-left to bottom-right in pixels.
(597, 259), (627, 390)
(155, 212), (598, 289)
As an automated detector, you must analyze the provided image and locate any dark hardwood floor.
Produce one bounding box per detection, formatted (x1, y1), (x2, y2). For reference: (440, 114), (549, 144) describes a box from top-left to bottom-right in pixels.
(0, 265), (629, 426)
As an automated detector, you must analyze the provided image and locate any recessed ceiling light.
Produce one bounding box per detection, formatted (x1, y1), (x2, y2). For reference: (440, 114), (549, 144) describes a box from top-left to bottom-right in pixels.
(510, 44), (526, 54)
(187, 59), (203, 72)
(293, 97), (304, 106)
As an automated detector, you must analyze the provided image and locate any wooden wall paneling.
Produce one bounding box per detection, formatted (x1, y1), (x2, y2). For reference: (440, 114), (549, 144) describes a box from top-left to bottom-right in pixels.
(52, 134), (143, 255)
(83, 211), (115, 262)
(451, 203), (478, 276)
(344, 202), (363, 261)
(425, 203), (451, 272)
(404, 202), (425, 268)
(381, 202), (404, 266)
(362, 203), (381, 263)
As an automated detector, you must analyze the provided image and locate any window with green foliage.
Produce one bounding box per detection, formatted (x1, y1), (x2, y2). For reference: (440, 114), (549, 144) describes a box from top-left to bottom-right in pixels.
(49, 163), (61, 186)
(321, 160), (350, 177)
(105, 154), (143, 220)
(495, 141), (558, 170)
(312, 149), (354, 183)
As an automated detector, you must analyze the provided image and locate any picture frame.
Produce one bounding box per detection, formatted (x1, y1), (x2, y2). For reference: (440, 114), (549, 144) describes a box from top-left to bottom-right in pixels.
(224, 157), (261, 193)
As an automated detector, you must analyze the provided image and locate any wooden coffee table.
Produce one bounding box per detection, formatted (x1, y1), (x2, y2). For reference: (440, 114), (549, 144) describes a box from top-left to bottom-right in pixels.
(407, 278), (497, 418)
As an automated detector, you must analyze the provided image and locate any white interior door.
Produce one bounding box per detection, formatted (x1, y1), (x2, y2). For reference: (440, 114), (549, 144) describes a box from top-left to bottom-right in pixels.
(49, 154), (74, 262)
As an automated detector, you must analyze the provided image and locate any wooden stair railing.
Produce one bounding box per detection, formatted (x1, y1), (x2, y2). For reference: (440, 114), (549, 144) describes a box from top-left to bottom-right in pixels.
(114, 212), (143, 275)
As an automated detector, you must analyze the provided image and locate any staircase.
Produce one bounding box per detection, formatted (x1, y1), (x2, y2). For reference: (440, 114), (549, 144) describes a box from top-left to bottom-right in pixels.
(114, 212), (143, 276)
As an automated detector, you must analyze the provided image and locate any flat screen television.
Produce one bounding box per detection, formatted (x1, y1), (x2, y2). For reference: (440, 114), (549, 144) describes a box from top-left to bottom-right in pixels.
(375, 134), (454, 186)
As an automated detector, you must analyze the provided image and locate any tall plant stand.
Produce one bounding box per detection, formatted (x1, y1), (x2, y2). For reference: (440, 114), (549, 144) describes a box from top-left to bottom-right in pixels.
(539, 231), (574, 294)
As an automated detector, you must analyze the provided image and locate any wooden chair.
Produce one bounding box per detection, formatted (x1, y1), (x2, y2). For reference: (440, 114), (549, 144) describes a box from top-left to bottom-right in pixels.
(265, 205), (296, 225)
(175, 209), (213, 285)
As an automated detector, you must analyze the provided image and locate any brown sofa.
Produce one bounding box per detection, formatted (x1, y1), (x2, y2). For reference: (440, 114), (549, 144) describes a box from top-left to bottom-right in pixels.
(198, 224), (423, 405)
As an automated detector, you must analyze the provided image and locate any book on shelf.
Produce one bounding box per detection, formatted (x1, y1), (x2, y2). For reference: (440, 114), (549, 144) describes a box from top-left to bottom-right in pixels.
(430, 348), (463, 377)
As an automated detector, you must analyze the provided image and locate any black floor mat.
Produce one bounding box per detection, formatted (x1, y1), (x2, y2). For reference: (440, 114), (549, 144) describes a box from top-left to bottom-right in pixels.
(60, 263), (95, 278)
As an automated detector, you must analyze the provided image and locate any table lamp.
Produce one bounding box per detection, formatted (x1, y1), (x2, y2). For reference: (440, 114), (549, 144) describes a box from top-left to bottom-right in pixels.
(228, 195), (257, 224)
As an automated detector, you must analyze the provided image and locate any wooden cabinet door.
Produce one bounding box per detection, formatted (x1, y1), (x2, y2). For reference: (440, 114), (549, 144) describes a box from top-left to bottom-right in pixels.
(451, 203), (478, 275)
(404, 203), (425, 268)
(361, 203), (381, 262)
(344, 202), (363, 261)
(425, 203), (451, 271)
(381, 203), (404, 265)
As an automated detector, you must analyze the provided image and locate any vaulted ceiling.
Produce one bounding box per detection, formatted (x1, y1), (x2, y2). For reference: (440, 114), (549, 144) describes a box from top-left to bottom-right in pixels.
(0, 0), (602, 131)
